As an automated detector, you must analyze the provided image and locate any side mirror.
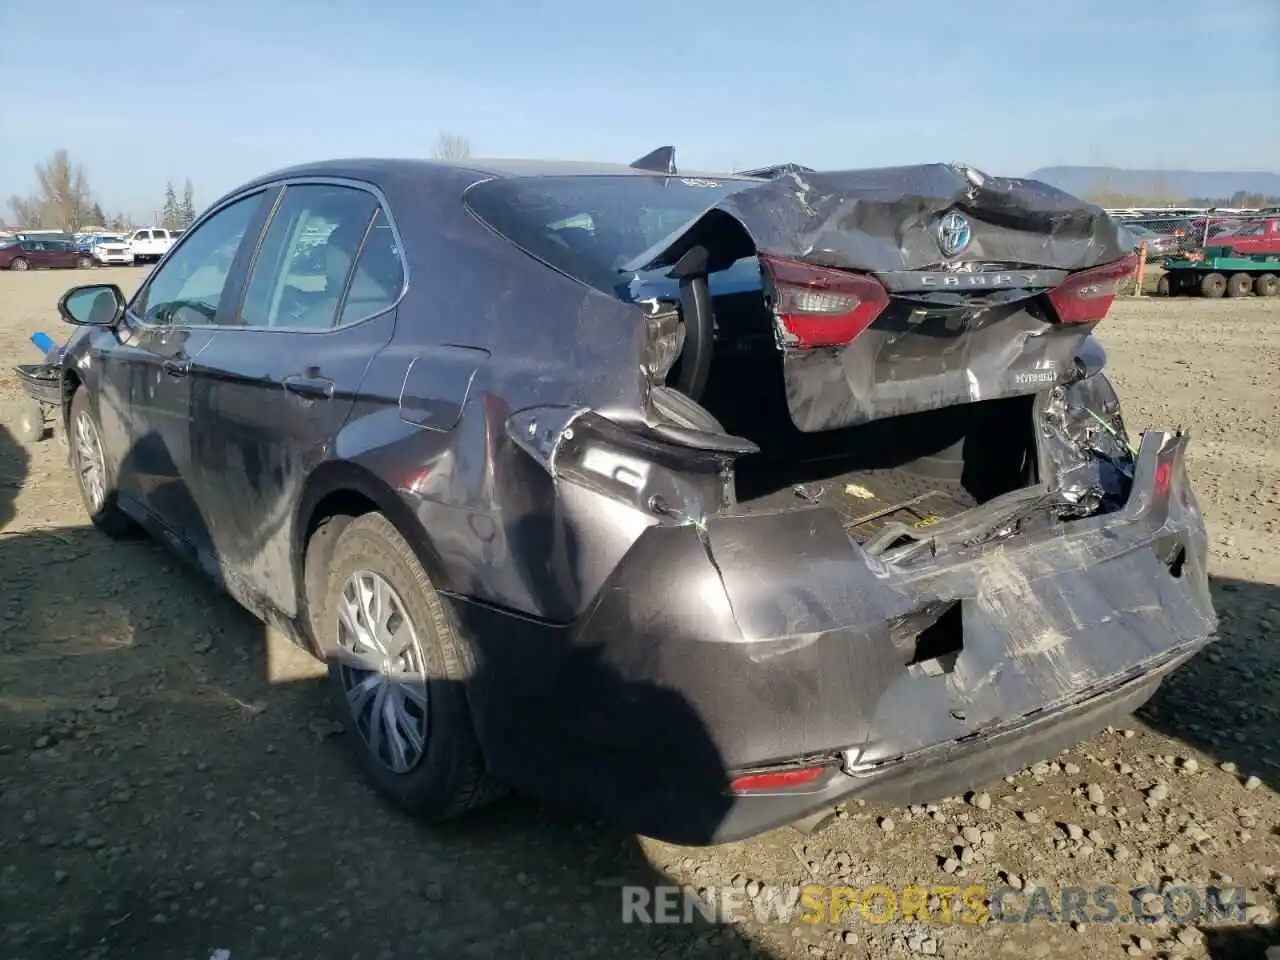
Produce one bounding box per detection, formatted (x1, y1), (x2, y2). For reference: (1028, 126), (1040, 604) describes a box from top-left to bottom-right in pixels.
(58, 284), (126, 327)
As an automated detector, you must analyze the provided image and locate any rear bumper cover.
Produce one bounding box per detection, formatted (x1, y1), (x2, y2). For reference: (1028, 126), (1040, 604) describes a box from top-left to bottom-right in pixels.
(451, 431), (1216, 844)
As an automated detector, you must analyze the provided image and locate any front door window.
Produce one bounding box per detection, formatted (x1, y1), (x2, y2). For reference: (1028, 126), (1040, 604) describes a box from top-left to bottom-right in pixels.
(131, 192), (268, 326)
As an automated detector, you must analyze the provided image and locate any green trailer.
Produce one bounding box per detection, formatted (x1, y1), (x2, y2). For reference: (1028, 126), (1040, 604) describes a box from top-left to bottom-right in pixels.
(1157, 252), (1280, 298)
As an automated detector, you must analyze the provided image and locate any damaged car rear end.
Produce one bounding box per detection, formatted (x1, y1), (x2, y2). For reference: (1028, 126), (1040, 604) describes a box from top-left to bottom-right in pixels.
(456, 162), (1217, 845)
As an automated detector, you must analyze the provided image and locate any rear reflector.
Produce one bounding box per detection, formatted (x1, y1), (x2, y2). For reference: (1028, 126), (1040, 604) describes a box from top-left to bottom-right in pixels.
(1046, 253), (1139, 324)
(729, 765), (828, 794)
(761, 255), (890, 347)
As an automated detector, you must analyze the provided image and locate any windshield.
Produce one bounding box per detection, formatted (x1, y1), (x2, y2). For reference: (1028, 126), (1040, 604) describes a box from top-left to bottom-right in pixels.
(1226, 222), (1267, 237)
(465, 174), (751, 293)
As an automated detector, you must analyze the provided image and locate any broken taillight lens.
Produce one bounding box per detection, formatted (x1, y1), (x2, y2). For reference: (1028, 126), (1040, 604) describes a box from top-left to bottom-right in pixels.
(642, 303), (685, 380)
(761, 255), (890, 347)
(1046, 253), (1139, 324)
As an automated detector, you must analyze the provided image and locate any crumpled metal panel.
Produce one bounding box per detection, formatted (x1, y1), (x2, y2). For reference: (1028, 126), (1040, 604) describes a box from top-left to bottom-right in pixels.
(625, 162), (1129, 275)
(1037, 371), (1135, 508)
(779, 301), (1090, 431)
(617, 163), (1134, 432)
(451, 428), (1216, 844)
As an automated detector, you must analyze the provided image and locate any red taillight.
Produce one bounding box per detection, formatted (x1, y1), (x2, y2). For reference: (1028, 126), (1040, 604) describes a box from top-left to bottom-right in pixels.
(729, 765), (829, 794)
(761, 255), (890, 348)
(1154, 462), (1171, 497)
(1046, 253), (1139, 325)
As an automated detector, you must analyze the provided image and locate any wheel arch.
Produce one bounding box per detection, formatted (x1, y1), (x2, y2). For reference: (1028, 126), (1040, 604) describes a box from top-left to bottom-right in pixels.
(60, 366), (83, 435)
(293, 458), (450, 649)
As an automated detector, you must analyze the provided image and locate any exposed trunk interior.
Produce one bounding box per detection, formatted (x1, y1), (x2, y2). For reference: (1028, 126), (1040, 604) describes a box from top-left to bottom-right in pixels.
(696, 289), (1040, 544)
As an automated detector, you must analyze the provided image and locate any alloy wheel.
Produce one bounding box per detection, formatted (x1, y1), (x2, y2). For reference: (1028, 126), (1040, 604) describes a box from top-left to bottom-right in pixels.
(334, 570), (430, 774)
(74, 410), (106, 512)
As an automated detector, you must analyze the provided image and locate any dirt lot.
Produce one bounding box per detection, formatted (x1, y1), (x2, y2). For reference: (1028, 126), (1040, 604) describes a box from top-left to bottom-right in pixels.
(0, 268), (1277, 960)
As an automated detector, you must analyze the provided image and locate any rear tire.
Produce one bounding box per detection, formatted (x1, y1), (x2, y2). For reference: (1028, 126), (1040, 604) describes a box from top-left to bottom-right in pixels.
(1156, 274), (1172, 297)
(1200, 272), (1227, 298)
(68, 389), (135, 537)
(1252, 273), (1278, 297)
(315, 512), (503, 820)
(1225, 273), (1253, 298)
(9, 257), (28, 271)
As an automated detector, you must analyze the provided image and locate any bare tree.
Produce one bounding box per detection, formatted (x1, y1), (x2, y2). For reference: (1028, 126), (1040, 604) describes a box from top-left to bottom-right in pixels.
(7, 150), (97, 230)
(7, 195), (42, 228)
(431, 132), (472, 161)
(37, 150), (96, 231)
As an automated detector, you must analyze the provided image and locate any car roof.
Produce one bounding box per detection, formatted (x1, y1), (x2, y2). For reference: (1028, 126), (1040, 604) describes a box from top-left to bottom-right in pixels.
(244, 156), (761, 186)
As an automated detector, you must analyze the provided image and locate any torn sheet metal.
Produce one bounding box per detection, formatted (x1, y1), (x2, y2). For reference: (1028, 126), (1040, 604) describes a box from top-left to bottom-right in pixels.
(622, 162), (1130, 276)
(1038, 372), (1136, 509)
(460, 428), (1216, 843)
(616, 164), (1134, 432)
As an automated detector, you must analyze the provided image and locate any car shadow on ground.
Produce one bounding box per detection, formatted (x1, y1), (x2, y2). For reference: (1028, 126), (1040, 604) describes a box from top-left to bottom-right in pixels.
(1202, 920), (1280, 960)
(0, 423), (770, 960)
(1139, 574), (1280, 958)
(1140, 574), (1280, 795)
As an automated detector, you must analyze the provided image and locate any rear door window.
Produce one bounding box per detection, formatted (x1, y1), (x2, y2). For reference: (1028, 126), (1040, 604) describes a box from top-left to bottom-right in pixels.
(237, 183), (380, 330)
(338, 209), (404, 325)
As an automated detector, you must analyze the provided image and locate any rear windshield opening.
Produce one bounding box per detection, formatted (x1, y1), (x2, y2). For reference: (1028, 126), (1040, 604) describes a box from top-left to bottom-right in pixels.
(464, 174), (750, 293)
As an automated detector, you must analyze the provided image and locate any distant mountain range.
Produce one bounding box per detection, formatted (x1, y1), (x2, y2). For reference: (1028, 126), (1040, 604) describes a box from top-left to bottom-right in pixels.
(1028, 166), (1280, 202)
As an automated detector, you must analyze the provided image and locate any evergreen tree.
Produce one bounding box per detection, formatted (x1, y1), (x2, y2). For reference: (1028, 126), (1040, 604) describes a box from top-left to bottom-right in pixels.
(161, 182), (178, 230)
(179, 179), (197, 227)
(90, 202), (106, 227)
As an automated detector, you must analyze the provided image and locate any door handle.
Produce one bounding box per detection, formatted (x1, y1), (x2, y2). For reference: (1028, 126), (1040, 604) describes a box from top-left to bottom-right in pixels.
(162, 358), (190, 378)
(284, 375), (335, 400)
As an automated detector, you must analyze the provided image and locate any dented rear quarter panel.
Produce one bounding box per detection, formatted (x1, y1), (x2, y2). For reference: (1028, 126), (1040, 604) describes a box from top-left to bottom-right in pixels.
(298, 161), (655, 621)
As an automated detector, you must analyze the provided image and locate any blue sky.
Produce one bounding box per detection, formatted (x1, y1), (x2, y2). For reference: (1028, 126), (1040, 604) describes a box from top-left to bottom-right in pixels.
(2, 0), (1277, 220)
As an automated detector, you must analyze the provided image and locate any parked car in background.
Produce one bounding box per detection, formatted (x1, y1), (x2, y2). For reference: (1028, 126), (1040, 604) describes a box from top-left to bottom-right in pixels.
(90, 234), (135, 266)
(15, 231), (76, 248)
(1119, 223), (1181, 260)
(1, 236), (93, 270)
(1201, 218), (1280, 256)
(126, 227), (177, 263)
(52, 156), (1216, 845)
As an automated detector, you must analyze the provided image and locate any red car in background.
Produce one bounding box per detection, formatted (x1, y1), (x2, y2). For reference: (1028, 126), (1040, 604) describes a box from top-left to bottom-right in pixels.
(0, 237), (93, 270)
(1203, 218), (1280, 256)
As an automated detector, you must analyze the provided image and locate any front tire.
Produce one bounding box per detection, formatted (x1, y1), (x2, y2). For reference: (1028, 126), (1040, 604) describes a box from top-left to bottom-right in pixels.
(315, 513), (501, 820)
(9, 256), (28, 271)
(77, 255), (93, 269)
(1254, 273), (1278, 297)
(68, 390), (134, 537)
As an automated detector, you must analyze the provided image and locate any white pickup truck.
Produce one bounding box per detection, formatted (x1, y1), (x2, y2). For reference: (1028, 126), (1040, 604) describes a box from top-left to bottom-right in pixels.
(126, 227), (177, 264)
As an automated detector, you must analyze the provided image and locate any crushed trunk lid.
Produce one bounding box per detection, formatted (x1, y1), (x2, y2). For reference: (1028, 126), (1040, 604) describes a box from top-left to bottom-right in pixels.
(622, 163), (1136, 432)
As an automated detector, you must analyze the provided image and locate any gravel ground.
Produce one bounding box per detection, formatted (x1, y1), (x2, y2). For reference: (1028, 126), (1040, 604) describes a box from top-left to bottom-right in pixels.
(0, 268), (1276, 960)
